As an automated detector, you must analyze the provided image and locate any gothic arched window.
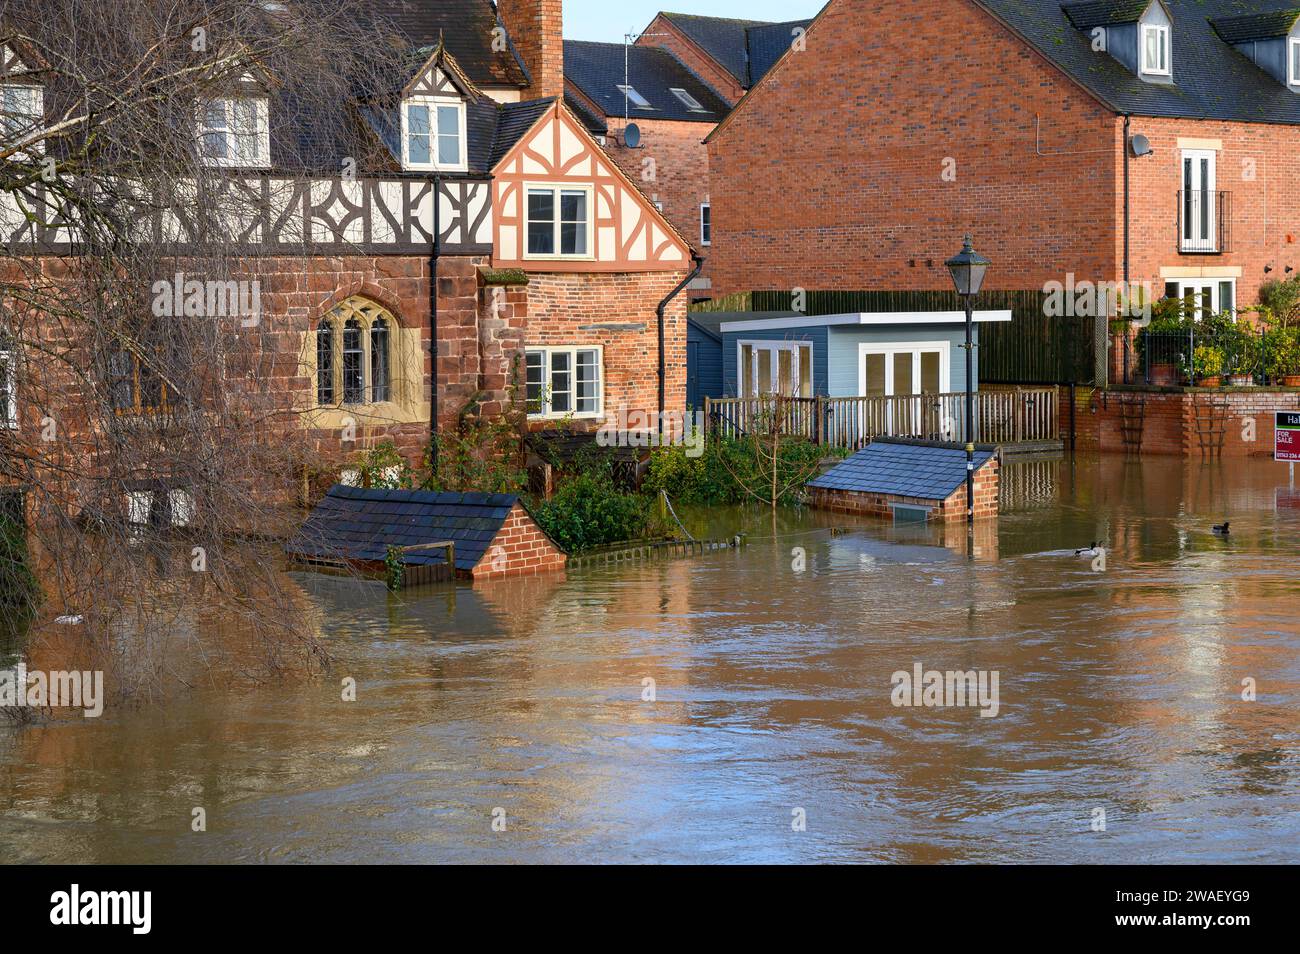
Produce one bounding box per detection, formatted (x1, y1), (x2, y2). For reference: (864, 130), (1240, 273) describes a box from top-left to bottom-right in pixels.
(312, 297), (398, 408)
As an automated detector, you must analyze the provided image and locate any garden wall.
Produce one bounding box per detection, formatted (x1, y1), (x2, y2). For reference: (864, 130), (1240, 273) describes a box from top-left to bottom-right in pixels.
(1066, 387), (1300, 457)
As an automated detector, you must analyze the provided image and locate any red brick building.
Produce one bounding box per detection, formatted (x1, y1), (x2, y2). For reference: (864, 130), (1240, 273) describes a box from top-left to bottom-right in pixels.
(706, 0), (1300, 324)
(1, 0), (694, 514)
(565, 13), (814, 300)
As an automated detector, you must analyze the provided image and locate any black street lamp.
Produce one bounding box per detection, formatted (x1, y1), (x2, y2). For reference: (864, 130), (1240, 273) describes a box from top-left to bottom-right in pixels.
(945, 236), (990, 526)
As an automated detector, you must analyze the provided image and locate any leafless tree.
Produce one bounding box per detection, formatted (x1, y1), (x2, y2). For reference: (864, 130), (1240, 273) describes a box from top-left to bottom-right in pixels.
(0, 0), (398, 705)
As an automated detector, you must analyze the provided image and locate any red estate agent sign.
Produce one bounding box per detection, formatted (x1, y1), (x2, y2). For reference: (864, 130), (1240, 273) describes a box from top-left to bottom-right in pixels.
(1277, 412), (1300, 462)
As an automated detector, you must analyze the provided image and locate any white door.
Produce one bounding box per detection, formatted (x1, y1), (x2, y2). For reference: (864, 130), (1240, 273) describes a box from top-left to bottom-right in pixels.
(1181, 149), (1216, 252)
(859, 343), (949, 436)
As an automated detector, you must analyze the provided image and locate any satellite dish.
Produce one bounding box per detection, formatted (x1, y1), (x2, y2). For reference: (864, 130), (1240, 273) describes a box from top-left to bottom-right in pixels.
(623, 123), (641, 149)
(1129, 133), (1152, 157)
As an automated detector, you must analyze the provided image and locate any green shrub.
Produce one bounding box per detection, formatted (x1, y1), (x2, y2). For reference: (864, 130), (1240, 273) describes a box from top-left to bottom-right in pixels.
(1264, 327), (1300, 380)
(531, 458), (652, 552)
(1257, 276), (1300, 327)
(646, 435), (833, 506)
(421, 417), (527, 494)
(1191, 345), (1224, 379)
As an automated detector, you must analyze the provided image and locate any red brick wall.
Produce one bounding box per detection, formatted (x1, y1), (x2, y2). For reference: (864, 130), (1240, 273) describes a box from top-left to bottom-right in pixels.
(498, 0), (564, 100)
(1069, 386), (1300, 456)
(637, 16), (745, 104)
(599, 116), (713, 286)
(472, 501), (566, 579)
(523, 270), (689, 426)
(1124, 117), (1300, 315)
(705, 0), (1119, 297)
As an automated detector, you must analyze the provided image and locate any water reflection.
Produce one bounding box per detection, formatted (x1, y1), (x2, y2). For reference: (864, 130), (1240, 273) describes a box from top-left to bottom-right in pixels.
(0, 455), (1297, 863)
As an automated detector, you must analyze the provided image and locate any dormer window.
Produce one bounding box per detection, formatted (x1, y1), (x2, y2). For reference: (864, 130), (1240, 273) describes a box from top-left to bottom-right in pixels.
(0, 83), (43, 156)
(616, 84), (652, 109)
(1289, 38), (1300, 86)
(198, 97), (269, 168)
(401, 96), (466, 171)
(1141, 23), (1170, 76)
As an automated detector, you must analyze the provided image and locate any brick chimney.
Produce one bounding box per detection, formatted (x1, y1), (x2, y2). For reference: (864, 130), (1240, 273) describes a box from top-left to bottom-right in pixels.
(497, 0), (563, 101)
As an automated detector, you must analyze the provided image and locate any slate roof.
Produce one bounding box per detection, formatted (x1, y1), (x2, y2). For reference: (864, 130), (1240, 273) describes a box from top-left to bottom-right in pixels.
(659, 12), (817, 89)
(977, 0), (1300, 124)
(564, 41), (732, 122)
(285, 485), (524, 572)
(565, 92), (610, 136)
(355, 0), (529, 89)
(488, 97), (557, 167)
(1060, 0), (1152, 28)
(661, 12), (768, 85)
(1209, 9), (1300, 43)
(743, 20), (815, 86)
(808, 441), (996, 501)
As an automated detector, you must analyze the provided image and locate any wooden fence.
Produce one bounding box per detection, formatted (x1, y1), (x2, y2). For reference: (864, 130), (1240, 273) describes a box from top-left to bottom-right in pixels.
(704, 387), (1058, 450)
(748, 289), (1097, 385)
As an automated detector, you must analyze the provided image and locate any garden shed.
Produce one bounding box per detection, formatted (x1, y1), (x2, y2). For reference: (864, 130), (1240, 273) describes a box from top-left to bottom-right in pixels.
(807, 438), (1000, 522)
(285, 485), (566, 583)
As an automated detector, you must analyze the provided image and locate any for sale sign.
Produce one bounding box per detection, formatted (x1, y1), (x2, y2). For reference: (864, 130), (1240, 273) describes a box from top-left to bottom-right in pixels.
(1276, 411), (1300, 462)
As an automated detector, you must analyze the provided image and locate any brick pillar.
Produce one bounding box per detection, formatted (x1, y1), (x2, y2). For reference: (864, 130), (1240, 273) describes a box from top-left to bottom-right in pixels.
(435, 256), (484, 431)
(476, 277), (529, 420)
(497, 0), (564, 101)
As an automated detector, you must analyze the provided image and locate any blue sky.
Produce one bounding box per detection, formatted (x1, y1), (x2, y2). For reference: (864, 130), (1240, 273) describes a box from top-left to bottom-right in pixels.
(563, 1), (824, 43)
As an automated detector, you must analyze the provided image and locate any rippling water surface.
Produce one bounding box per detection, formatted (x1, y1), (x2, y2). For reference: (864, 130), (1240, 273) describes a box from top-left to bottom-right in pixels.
(1, 455), (1298, 863)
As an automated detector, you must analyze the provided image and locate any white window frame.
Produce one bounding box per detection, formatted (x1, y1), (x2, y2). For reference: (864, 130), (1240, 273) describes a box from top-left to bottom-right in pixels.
(736, 340), (814, 398)
(1180, 147), (1217, 252)
(0, 342), (16, 428)
(856, 341), (952, 397)
(669, 87), (706, 112)
(400, 94), (468, 172)
(1288, 37), (1300, 86)
(1141, 24), (1171, 77)
(523, 182), (595, 261)
(198, 96), (270, 169)
(700, 202), (711, 246)
(616, 84), (652, 109)
(525, 345), (603, 419)
(0, 83), (43, 158)
(1168, 278), (1235, 320)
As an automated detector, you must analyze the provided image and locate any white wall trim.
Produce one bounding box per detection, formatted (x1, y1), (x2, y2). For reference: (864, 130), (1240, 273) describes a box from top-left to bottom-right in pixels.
(719, 310), (1010, 333)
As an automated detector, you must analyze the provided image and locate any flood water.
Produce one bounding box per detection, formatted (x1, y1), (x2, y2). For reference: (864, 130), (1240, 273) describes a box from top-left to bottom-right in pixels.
(1, 454), (1298, 864)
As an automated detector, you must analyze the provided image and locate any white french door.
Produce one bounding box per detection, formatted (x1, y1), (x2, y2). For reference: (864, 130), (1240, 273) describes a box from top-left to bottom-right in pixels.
(738, 341), (812, 398)
(1181, 149), (1216, 253)
(858, 342), (951, 437)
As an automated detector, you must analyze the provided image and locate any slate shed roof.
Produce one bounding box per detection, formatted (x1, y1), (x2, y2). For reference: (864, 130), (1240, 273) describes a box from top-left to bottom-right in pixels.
(808, 441), (996, 501)
(977, 0), (1300, 124)
(564, 41), (732, 122)
(286, 485), (526, 572)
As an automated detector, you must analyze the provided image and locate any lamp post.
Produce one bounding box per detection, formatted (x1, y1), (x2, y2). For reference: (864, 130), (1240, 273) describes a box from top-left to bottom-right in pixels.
(945, 236), (990, 526)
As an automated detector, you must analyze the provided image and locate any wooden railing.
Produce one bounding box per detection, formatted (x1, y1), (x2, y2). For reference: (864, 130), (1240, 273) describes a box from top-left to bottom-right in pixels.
(704, 387), (1058, 450)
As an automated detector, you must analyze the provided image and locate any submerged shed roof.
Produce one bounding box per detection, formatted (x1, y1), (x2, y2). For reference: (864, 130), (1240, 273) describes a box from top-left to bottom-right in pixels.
(808, 441), (996, 502)
(286, 485), (522, 572)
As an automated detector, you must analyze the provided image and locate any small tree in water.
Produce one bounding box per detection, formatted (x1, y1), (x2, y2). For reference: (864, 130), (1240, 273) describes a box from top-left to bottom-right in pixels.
(718, 394), (824, 511)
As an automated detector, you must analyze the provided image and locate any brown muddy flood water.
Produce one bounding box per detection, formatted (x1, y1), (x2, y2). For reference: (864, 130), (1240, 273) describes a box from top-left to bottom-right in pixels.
(1, 454), (1298, 863)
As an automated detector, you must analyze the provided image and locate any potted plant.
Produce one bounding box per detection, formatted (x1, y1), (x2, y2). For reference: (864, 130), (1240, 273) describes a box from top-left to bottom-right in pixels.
(1217, 318), (1258, 386)
(1134, 300), (1187, 386)
(1191, 345), (1224, 387)
(1269, 327), (1300, 387)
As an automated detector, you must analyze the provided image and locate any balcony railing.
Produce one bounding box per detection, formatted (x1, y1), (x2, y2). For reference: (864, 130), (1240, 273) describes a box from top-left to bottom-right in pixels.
(1177, 189), (1230, 254)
